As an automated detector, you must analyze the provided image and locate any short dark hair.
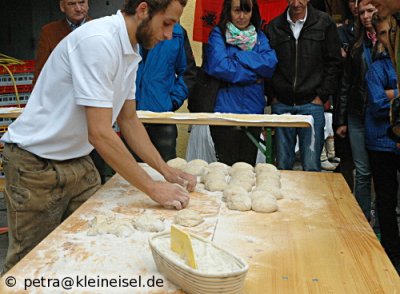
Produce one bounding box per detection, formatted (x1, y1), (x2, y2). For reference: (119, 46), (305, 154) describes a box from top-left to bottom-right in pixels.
(217, 0), (262, 36)
(122, 0), (187, 17)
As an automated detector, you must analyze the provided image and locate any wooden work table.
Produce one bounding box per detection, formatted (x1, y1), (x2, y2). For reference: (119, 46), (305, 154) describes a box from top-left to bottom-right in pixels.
(0, 165), (399, 293)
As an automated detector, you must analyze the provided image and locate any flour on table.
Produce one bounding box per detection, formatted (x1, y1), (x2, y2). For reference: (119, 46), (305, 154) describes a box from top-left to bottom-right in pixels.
(174, 209), (204, 227)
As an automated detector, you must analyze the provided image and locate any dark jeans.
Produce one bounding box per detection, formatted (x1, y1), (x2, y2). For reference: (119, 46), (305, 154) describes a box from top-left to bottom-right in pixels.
(272, 102), (325, 171)
(210, 126), (261, 166)
(368, 150), (400, 261)
(334, 134), (354, 192)
(348, 114), (372, 220)
(126, 124), (177, 162)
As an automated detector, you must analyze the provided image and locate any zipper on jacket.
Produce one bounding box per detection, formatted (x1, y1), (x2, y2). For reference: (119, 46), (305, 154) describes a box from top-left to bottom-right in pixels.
(293, 38), (298, 105)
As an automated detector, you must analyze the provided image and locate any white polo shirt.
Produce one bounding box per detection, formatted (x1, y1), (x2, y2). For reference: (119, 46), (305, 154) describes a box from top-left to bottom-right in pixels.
(2, 11), (141, 160)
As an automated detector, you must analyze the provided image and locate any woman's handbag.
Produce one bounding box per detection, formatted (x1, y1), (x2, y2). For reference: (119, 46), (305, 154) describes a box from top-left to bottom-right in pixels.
(187, 66), (221, 113)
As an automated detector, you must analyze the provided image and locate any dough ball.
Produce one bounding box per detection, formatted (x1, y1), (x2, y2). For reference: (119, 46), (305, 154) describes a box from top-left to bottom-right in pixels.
(226, 194), (252, 211)
(231, 162), (254, 171)
(255, 163), (278, 174)
(228, 179), (253, 192)
(252, 196), (278, 213)
(229, 168), (255, 179)
(205, 178), (228, 192)
(257, 170), (281, 180)
(254, 184), (283, 200)
(174, 209), (204, 227)
(250, 190), (276, 201)
(208, 162), (230, 175)
(167, 157), (187, 170)
(256, 176), (281, 188)
(230, 174), (256, 186)
(132, 214), (165, 232)
(184, 164), (206, 176)
(202, 171), (226, 184)
(223, 186), (248, 201)
(187, 159), (209, 167)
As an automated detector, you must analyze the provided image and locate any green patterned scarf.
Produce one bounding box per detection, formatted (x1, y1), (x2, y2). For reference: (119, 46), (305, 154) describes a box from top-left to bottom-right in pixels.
(225, 22), (257, 51)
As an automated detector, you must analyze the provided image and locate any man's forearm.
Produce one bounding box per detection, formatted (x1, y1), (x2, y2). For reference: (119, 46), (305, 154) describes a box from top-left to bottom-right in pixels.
(90, 126), (158, 195)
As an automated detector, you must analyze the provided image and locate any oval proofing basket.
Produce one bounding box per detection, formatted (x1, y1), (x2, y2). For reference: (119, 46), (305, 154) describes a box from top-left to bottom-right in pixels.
(149, 232), (248, 294)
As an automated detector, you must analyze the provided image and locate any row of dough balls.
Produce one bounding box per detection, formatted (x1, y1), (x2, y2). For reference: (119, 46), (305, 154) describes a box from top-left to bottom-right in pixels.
(223, 187), (281, 213)
(167, 158), (283, 213)
(167, 158), (281, 193)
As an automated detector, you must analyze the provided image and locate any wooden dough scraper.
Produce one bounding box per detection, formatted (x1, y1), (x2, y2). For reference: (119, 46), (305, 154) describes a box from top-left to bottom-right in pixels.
(171, 225), (197, 269)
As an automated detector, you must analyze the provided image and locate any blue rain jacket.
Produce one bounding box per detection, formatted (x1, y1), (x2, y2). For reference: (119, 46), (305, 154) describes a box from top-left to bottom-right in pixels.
(365, 52), (399, 153)
(136, 24), (188, 112)
(204, 26), (277, 114)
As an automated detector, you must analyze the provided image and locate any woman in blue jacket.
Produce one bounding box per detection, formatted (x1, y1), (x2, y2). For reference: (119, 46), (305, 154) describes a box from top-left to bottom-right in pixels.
(204, 0), (277, 166)
(365, 14), (400, 274)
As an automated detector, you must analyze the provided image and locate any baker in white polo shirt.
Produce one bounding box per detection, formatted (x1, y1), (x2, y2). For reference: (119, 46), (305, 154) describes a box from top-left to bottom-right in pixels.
(1, 0), (194, 274)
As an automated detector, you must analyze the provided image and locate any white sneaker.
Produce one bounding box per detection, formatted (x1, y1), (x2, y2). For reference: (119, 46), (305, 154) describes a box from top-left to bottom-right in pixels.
(329, 157), (341, 163)
(321, 160), (336, 171)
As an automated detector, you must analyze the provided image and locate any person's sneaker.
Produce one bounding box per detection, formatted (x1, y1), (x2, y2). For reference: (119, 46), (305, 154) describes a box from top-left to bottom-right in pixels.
(321, 160), (336, 171)
(329, 157), (341, 163)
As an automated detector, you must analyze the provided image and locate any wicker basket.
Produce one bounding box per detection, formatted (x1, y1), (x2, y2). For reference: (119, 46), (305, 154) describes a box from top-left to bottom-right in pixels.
(149, 231), (248, 294)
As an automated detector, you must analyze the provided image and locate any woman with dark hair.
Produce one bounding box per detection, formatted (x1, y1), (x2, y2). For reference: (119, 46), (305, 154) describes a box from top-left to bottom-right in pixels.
(204, 0), (277, 166)
(336, 0), (377, 221)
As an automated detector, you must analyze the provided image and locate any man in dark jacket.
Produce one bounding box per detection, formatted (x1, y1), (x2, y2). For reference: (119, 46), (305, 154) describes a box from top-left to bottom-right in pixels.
(266, 0), (342, 171)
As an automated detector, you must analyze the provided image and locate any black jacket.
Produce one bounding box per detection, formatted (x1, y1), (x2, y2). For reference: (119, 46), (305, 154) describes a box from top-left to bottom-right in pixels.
(335, 37), (374, 126)
(265, 4), (342, 105)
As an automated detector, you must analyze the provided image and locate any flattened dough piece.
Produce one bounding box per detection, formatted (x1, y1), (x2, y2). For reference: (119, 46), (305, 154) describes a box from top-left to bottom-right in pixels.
(132, 214), (165, 232)
(174, 209), (204, 227)
(87, 214), (135, 238)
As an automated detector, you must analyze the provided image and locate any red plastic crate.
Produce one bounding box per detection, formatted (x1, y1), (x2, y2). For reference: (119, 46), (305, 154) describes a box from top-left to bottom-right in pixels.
(0, 84), (33, 95)
(0, 60), (35, 75)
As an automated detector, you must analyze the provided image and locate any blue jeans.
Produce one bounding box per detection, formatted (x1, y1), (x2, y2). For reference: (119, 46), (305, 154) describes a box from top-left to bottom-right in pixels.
(272, 102), (325, 171)
(348, 114), (372, 220)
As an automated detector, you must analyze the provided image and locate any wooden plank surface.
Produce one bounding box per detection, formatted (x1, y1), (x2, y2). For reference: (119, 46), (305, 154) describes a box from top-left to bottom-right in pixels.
(0, 108), (312, 128)
(0, 166), (399, 293)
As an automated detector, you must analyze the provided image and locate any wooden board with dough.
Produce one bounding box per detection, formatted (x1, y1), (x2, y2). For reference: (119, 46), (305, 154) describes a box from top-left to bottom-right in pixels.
(0, 165), (399, 293)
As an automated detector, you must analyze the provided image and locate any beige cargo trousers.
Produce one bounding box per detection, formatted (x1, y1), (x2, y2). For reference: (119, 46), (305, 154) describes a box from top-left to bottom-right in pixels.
(1, 143), (101, 273)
